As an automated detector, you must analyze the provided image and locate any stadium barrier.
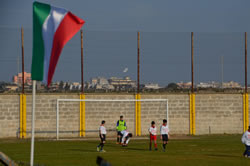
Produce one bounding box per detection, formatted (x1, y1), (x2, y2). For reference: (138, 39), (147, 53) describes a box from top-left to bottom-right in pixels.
(0, 94), (249, 138)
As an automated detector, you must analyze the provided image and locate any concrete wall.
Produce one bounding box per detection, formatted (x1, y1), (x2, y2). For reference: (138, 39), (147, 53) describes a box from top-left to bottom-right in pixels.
(0, 95), (19, 137)
(196, 94), (243, 134)
(0, 93), (247, 138)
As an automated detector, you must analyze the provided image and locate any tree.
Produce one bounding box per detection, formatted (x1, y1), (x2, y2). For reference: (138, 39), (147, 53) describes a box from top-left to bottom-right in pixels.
(59, 81), (64, 90)
(65, 83), (70, 91)
(167, 83), (179, 90)
(0, 82), (6, 92)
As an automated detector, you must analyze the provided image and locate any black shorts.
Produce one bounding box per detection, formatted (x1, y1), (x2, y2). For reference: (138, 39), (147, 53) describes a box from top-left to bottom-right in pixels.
(162, 134), (168, 141)
(100, 134), (106, 142)
(117, 131), (122, 136)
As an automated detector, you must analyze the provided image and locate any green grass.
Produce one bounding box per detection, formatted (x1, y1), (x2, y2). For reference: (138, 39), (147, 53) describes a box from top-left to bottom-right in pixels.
(0, 135), (249, 166)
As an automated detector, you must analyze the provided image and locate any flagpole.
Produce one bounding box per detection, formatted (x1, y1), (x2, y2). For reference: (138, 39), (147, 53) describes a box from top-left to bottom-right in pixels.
(31, 1), (35, 165)
(30, 80), (36, 166)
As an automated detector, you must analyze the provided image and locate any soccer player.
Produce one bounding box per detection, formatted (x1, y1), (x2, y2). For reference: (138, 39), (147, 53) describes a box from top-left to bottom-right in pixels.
(121, 130), (133, 147)
(149, 121), (158, 151)
(160, 119), (170, 152)
(242, 126), (250, 157)
(97, 120), (106, 152)
(116, 115), (127, 144)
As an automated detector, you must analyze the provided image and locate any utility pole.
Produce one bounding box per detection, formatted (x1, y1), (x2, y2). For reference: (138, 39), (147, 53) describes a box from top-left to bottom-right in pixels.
(191, 32), (194, 93)
(21, 27), (24, 93)
(221, 55), (224, 89)
(245, 32), (248, 93)
(81, 30), (84, 93)
(137, 31), (140, 93)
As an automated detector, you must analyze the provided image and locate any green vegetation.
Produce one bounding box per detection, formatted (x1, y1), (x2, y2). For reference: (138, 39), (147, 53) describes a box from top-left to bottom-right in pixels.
(0, 135), (249, 166)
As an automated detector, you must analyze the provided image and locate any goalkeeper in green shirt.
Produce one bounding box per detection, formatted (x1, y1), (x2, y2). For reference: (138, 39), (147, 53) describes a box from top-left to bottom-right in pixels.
(116, 115), (127, 144)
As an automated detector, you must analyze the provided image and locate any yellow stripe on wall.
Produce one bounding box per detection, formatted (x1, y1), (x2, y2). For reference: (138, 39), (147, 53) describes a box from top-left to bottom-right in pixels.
(243, 93), (249, 132)
(20, 94), (26, 138)
(135, 94), (141, 136)
(80, 94), (86, 137)
(192, 93), (196, 135)
(189, 94), (192, 135)
(135, 95), (138, 136)
(189, 93), (196, 135)
(246, 93), (249, 131)
(244, 94), (246, 131)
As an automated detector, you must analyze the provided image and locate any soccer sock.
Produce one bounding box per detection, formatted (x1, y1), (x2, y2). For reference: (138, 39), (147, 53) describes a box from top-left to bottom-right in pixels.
(149, 141), (152, 149)
(154, 143), (157, 148)
(163, 143), (166, 149)
(100, 143), (104, 150)
(97, 143), (101, 147)
(117, 137), (119, 142)
(102, 143), (104, 150)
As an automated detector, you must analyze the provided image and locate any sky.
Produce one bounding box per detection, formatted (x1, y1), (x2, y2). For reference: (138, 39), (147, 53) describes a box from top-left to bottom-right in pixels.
(0, 0), (250, 86)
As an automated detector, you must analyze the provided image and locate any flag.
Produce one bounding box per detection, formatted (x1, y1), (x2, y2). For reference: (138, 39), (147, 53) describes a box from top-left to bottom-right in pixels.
(31, 1), (85, 86)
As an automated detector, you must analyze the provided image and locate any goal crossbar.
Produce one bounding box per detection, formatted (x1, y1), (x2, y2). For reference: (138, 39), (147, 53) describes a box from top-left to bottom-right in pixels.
(56, 98), (168, 140)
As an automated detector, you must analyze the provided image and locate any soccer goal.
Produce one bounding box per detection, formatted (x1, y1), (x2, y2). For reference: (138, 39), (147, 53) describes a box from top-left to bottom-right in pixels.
(56, 98), (168, 140)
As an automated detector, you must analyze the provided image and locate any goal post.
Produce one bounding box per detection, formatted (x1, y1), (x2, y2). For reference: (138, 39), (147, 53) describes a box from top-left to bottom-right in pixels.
(56, 98), (168, 140)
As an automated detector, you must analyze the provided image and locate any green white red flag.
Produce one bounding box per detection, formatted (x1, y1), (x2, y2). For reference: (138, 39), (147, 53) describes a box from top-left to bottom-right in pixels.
(31, 1), (85, 86)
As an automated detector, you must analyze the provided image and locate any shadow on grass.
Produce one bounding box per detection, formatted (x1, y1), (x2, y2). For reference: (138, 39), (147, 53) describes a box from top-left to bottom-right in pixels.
(205, 154), (240, 158)
(125, 147), (146, 151)
(68, 146), (146, 152)
(68, 149), (97, 153)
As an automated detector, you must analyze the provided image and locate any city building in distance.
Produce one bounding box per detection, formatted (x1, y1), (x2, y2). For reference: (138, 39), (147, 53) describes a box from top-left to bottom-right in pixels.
(13, 72), (32, 86)
(144, 83), (161, 90)
(0, 73), (245, 93)
(108, 76), (136, 90)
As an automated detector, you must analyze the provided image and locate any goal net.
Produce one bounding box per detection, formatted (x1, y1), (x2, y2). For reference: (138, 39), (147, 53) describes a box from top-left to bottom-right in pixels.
(56, 98), (168, 140)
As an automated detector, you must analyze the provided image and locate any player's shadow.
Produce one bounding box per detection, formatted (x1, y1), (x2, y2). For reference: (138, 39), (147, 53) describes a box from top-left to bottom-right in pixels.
(68, 149), (96, 153)
(126, 147), (145, 151)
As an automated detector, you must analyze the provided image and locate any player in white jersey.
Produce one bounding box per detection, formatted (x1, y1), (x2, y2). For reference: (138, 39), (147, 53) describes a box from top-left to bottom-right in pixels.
(160, 119), (170, 152)
(97, 120), (107, 152)
(242, 126), (250, 157)
(121, 130), (133, 147)
(148, 121), (158, 151)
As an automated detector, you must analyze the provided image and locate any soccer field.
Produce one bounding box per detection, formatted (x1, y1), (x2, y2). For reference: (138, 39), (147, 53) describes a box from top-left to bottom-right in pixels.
(0, 135), (249, 166)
